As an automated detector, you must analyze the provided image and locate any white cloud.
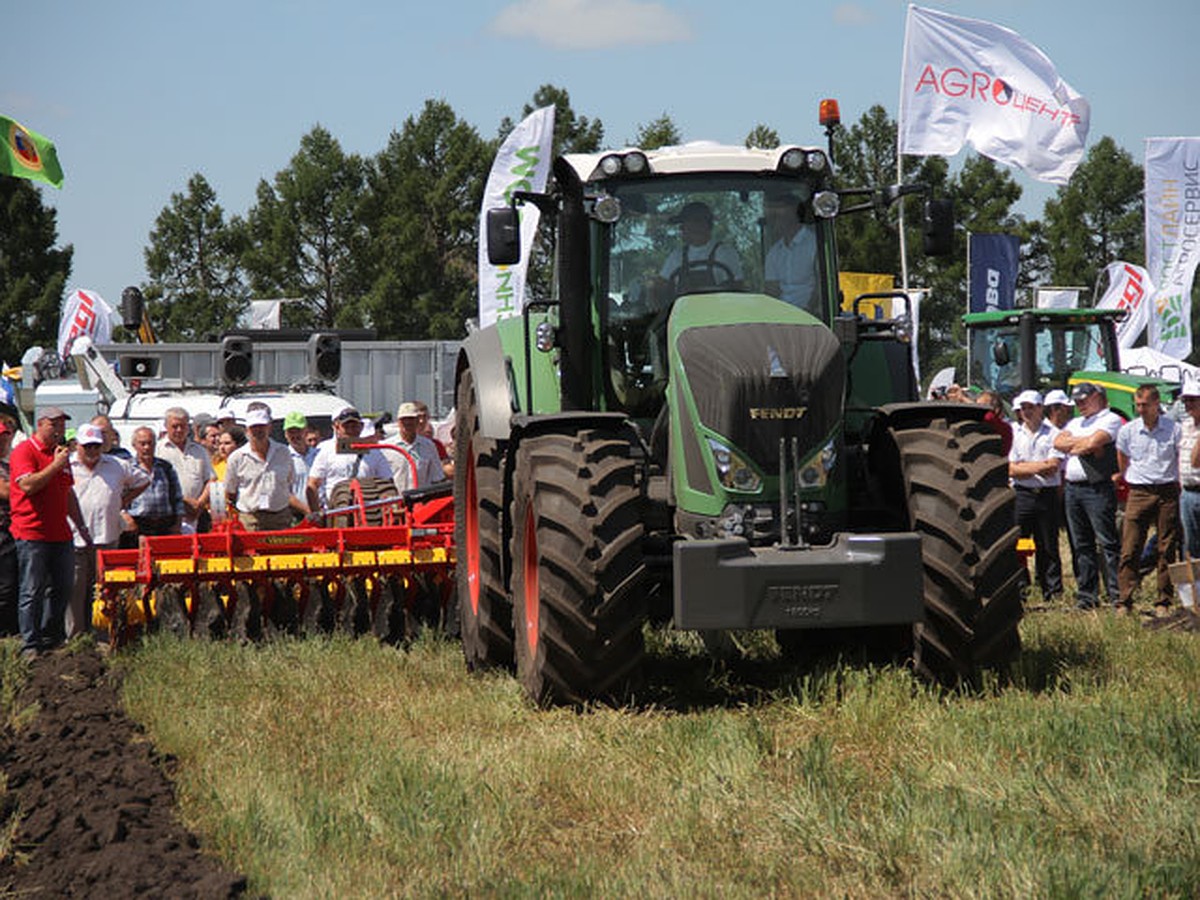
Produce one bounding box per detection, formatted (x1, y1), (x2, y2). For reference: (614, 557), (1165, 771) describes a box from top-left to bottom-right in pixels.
(833, 3), (875, 26)
(490, 0), (693, 50)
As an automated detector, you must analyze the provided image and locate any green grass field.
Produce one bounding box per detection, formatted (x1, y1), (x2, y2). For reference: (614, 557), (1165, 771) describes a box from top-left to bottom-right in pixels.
(105, 604), (1200, 899)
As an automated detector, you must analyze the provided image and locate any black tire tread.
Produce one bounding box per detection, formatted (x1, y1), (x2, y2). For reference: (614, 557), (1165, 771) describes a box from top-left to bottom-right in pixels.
(511, 430), (646, 706)
(891, 417), (1023, 684)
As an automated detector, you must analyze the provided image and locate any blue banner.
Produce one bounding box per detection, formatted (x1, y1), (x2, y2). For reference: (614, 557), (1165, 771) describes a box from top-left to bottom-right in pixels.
(968, 233), (1021, 313)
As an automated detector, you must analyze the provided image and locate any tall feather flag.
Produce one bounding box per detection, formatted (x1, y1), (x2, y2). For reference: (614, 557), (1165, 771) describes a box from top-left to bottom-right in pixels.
(1, 115), (64, 188)
(477, 105), (555, 328)
(898, 5), (1090, 184)
(1145, 138), (1200, 360)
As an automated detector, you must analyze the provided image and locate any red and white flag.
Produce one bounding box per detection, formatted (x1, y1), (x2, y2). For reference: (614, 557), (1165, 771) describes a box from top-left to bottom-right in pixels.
(57, 289), (115, 360)
(1094, 262), (1154, 349)
(899, 5), (1090, 184)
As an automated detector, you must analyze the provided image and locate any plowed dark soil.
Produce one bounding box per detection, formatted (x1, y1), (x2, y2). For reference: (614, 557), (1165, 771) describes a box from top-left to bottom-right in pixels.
(0, 647), (251, 898)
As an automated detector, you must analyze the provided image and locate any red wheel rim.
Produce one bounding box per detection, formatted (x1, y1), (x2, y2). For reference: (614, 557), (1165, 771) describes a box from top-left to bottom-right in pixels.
(465, 452), (480, 616)
(522, 505), (539, 654)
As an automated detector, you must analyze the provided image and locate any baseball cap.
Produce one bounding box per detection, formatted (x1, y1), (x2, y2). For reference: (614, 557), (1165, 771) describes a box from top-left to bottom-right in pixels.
(669, 201), (713, 224)
(284, 410), (307, 431)
(334, 405), (362, 424)
(38, 406), (70, 422)
(1013, 389), (1043, 407)
(245, 408), (272, 428)
(77, 423), (105, 445)
(1043, 389), (1073, 407)
(1071, 382), (1102, 403)
(397, 401), (421, 419)
(1180, 372), (1200, 399)
(193, 412), (215, 431)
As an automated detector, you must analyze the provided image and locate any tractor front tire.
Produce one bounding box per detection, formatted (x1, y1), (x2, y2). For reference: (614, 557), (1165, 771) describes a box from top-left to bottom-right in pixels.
(890, 416), (1024, 685)
(510, 430), (646, 706)
(454, 370), (513, 670)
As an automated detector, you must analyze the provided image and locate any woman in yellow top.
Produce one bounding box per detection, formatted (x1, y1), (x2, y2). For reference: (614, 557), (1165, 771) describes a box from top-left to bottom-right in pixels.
(212, 425), (246, 481)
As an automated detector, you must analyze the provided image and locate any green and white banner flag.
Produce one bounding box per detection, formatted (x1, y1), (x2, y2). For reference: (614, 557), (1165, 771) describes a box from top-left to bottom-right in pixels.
(1145, 137), (1200, 360)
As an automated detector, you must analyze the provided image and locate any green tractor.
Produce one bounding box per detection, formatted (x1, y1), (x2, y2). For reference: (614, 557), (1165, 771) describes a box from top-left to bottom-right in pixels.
(962, 306), (1177, 418)
(454, 142), (1023, 705)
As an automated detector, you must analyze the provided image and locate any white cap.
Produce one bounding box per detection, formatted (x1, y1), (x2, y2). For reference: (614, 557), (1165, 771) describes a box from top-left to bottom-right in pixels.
(1014, 389), (1043, 407)
(1182, 372), (1200, 398)
(245, 408), (272, 427)
(1043, 389), (1072, 406)
(76, 423), (105, 445)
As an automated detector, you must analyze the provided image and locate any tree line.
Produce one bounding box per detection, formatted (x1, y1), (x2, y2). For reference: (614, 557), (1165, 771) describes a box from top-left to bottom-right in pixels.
(0, 83), (1171, 379)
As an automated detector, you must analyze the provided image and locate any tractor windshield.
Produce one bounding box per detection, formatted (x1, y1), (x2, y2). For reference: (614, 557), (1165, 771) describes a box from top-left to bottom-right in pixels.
(968, 318), (1111, 399)
(597, 174), (831, 416)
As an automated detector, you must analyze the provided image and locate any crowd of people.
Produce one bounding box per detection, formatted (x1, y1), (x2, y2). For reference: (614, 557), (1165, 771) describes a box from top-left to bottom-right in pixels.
(0, 398), (453, 659)
(1006, 379), (1198, 614)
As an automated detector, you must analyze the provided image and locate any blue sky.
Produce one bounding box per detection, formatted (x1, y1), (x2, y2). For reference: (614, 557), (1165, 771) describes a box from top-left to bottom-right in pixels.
(5, 0), (1198, 306)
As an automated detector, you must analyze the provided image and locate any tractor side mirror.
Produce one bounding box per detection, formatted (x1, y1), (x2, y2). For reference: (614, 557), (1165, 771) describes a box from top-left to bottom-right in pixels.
(992, 338), (1010, 368)
(487, 208), (521, 266)
(923, 199), (954, 257)
(120, 286), (145, 331)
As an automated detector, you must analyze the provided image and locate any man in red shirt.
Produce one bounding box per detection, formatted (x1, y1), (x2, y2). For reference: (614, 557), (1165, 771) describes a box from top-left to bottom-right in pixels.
(10, 407), (91, 657)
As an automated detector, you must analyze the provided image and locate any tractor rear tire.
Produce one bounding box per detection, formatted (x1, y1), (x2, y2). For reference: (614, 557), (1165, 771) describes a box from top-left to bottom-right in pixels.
(890, 416), (1024, 685)
(454, 370), (514, 670)
(510, 430), (646, 706)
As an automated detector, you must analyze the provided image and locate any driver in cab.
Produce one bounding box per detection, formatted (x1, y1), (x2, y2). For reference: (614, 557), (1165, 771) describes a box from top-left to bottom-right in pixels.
(658, 201), (743, 294)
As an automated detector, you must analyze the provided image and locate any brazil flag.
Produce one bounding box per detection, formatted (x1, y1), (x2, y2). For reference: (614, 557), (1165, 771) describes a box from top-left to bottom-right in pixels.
(1, 115), (63, 188)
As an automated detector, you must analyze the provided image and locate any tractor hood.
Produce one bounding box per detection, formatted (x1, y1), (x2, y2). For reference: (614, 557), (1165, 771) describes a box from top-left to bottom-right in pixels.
(668, 294), (845, 512)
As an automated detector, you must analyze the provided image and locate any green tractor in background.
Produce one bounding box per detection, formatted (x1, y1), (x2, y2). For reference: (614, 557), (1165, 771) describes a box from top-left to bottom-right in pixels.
(962, 307), (1178, 418)
(454, 141), (1023, 705)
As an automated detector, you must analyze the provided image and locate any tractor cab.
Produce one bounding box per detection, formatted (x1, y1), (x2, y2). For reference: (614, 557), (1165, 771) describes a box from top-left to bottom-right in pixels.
(962, 307), (1176, 418)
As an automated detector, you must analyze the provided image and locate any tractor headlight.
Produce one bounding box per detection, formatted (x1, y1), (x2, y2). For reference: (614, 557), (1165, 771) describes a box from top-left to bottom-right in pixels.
(598, 154), (623, 177)
(780, 148), (807, 171)
(813, 190), (840, 218)
(707, 438), (762, 493)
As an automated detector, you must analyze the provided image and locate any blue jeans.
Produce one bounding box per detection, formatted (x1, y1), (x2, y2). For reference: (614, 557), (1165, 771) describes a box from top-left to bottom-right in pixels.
(1181, 488), (1200, 558)
(17, 539), (75, 653)
(1064, 482), (1120, 608)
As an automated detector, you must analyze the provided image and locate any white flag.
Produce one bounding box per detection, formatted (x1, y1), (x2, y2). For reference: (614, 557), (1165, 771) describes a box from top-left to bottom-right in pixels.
(248, 299), (282, 330)
(899, 5), (1090, 184)
(1094, 262), (1154, 349)
(57, 289), (115, 360)
(1145, 138), (1200, 360)
(478, 105), (555, 328)
(1035, 288), (1080, 309)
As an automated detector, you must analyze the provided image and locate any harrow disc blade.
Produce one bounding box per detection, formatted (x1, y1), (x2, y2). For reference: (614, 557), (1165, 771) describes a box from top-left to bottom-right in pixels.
(193, 583), (227, 641)
(230, 581), (263, 642)
(372, 576), (403, 644)
(340, 577), (371, 636)
(265, 579), (300, 639)
(155, 585), (190, 639)
(301, 579), (336, 636)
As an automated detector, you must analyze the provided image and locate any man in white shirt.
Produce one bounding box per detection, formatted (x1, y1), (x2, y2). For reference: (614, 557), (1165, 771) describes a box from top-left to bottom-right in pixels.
(1115, 384), (1181, 615)
(764, 191), (820, 316)
(69, 423), (151, 637)
(283, 410), (311, 519)
(382, 401), (444, 493)
(157, 406), (214, 535)
(225, 407), (304, 532)
(1008, 390), (1064, 601)
(1178, 376), (1200, 558)
(1053, 382), (1123, 610)
(306, 406), (392, 516)
(659, 201), (743, 294)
